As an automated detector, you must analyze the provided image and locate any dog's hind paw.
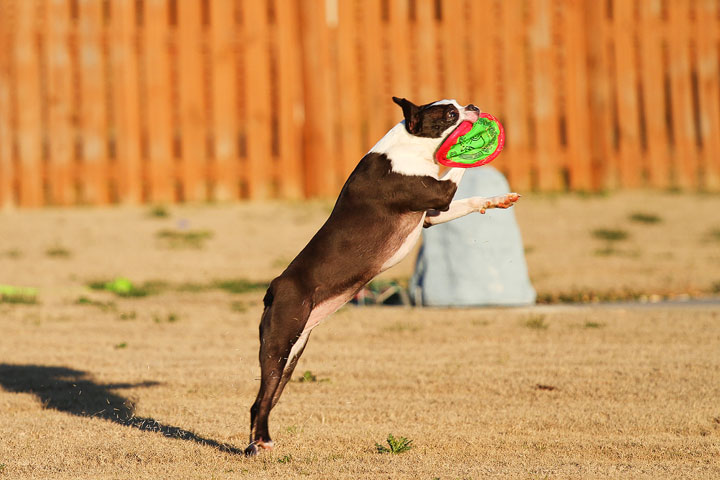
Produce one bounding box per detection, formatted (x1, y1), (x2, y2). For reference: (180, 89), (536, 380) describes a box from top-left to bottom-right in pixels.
(244, 440), (274, 457)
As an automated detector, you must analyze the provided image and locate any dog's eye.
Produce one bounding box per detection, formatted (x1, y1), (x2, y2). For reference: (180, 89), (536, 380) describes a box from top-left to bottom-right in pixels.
(447, 110), (458, 121)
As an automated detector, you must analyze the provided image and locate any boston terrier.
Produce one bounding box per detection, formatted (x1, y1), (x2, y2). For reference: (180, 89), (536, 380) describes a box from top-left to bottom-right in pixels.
(245, 97), (520, 456)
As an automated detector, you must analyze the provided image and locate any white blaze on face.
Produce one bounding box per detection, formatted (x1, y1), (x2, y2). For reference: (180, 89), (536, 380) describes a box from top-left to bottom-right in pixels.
(369, 99), (475, 177)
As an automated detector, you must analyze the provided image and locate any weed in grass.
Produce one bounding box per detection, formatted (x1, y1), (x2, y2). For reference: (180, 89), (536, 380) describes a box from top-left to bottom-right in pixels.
(3, 248), (22, 259)
(176, 282), (211, 293)
(118, 311), (137, 321)
(230, 301), (248, 313)
(213, 278), (268, 294)
(75, 296), (116, 312)
(277, 454), (292, 464)
(87, 278), (166, 297)
(154, 313), (179, 323)
(114, 342), (128, 349)
(592, 228), (629, 242)
(375, 434), (413, 454)
(286, 425), (299, 434)
(524, 245), (535, 254)
(0, 285), (38, 305)
(46, 245), (72, 258)
(629, 212), (662, 224)
(0, 463), (5, 473)
(707, 228), (720, 242)
(148, 205), (170, 218)
(584, 321), (604, 329)
(296, 370), (329, 383)
(524, 315), (548, 330)
(156, 229), (213, 249)
(592, 228), (629, 256)
(712, 281), (720, 294)
(298, 370), (317, 383)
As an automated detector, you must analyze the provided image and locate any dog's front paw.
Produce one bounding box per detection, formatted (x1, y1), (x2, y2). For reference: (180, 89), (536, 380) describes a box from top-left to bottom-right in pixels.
(477, 193), (520, 213)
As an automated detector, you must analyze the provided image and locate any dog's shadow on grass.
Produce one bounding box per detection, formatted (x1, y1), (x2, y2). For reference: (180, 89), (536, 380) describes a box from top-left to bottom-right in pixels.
(0, 363), (244, 455)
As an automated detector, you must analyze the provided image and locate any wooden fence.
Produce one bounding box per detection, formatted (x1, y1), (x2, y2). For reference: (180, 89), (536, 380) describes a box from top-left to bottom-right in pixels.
(0, 0), (719, 207)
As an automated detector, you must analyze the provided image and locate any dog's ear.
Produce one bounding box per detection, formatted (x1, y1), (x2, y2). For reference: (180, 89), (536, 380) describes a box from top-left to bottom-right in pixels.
(392, 96), (420, 134)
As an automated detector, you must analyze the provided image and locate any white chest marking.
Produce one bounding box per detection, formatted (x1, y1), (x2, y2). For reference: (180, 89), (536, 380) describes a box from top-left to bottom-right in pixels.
(380, 216), (425, 271)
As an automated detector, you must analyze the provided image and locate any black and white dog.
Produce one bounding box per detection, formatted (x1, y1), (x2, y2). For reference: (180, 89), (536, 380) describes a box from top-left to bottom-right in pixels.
(245, 97), (519, 455)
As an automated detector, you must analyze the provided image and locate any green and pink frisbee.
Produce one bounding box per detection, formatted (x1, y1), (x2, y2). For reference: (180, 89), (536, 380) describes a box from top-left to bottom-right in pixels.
(435, 112), (505, 168)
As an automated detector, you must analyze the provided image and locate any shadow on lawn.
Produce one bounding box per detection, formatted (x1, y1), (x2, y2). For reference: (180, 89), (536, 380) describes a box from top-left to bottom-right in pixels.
(0, 364), (244, 455)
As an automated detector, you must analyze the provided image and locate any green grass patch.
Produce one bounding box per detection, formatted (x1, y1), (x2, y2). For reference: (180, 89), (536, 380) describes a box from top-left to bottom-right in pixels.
(87, 278), (167, 297)
(296, 370), (329, 383)
(524, 315), (548, 330)
(277, 454), (292, 464)
(711, 281), (720, 294)
(212, 279), (268, 294)
(375, 434), (413, 454)
(45, 245), (72, 258)
(114, 342), (128, 349)
(584, 321), (604, 329)
(156, 229), (213, 249)
(708, 228), (720, 242)
(592, 228), (629, 242)
(629, 212), (662, 224)
(75, 296), (116, 312)
(0, 285), (38, 305)
(148, 205), (170, 218)
(230, 301), (248, 313)
(153, 312), (180, 323)
(118, 311), (137, 321)
(3, 249), (22, 259)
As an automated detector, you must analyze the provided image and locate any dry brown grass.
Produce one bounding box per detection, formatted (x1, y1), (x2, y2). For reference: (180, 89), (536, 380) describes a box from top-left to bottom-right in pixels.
(1, 191), (719, 478)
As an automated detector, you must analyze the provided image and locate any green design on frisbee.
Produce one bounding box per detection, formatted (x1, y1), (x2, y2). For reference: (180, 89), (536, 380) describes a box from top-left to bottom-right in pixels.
(436, 112), (505, 168)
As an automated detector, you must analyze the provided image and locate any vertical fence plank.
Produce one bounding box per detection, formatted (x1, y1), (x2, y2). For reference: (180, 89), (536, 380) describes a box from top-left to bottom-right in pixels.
(639, 0), (670, 189)
(389, 0), (411, 102)
(110, 0), (142, 204)
(563, 0), (591, 191)
(242, 0), (273, 198)
(78, 0), (110, 204)
(14, 0), (43, 206)
(144, 0), (173, 203)
(584, 0), (613, 191)
(415, 0), (439, 103)
(360, 0), (387, 144)
(45, 0), (74, 205)
(695, 0), (720, 191)
(297, 0), (335, 197)
(529, 0), (561, 190)
(337, 0), (364, 176)
(177, 0), (206, 201)
(441, 0), (469, 103)
(209, 0), (239, 201)
(502, 0), (531, 191)
(668, 0), (698, 189)
(613, 0), (642, 188)
(276, 0), (304, 198)
(0, 0), (15, 208)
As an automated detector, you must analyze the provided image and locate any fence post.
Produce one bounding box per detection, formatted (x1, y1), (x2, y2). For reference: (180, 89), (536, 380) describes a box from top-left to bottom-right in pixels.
(0, 0), (15, 208)
(110, 0), (142, 205)
(297, 0), (336, 197)
(15, 0), (44, 207)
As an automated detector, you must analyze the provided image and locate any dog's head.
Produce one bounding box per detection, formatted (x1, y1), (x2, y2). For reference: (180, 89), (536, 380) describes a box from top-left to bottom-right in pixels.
(392, 97), (479, 139)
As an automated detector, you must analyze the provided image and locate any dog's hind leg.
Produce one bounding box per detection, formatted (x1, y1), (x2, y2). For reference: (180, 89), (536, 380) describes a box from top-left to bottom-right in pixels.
(245, 278), (311, 456)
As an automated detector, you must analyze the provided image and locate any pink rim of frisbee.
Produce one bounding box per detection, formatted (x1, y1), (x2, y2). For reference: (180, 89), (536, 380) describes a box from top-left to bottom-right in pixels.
(435, 112), (505, 168)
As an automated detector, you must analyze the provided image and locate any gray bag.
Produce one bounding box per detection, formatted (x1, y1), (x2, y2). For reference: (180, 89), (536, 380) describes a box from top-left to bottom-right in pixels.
(410, 166), (536, 307)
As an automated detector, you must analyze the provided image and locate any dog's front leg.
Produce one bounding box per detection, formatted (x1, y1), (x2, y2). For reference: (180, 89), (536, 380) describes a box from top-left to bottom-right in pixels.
(424, 193), (520, 227)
